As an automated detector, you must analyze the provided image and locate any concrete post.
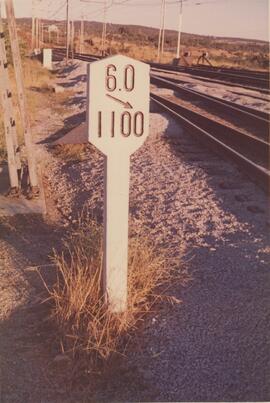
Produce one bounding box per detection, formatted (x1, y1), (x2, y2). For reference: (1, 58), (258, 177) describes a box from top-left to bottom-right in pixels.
(43, 48), (52, 69)
(87, 55), (150, 312)
(5, 0), (39, 190)
(103, 154), (130, 311)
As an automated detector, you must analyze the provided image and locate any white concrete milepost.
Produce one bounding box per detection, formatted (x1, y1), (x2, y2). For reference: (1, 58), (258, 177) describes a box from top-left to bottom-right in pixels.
(87, 55), (150, 313)
(43, 49), (52, 70)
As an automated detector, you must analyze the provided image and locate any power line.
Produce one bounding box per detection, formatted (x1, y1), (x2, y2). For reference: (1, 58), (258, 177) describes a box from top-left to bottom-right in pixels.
(48, 0), (67, 19)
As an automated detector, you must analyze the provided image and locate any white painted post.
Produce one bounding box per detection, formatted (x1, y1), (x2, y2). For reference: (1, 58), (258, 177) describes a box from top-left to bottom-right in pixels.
(43, 48), (52, 69)
(104, 154), (130, 311)
(87, 55), (150, 312)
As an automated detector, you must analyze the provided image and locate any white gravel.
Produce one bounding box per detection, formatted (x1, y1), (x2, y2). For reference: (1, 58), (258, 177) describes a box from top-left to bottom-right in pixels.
(1, 60), (269, 402)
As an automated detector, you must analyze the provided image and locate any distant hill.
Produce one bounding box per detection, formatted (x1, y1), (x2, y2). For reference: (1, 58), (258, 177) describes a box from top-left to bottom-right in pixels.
(16, 18), (268, 51)
(10, 18), (270, 70)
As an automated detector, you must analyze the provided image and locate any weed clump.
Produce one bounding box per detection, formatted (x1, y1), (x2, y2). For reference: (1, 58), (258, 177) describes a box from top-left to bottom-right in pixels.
(45, 214), (181, 367)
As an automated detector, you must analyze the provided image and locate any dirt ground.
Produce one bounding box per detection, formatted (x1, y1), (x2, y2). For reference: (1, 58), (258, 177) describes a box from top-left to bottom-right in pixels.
(0, 60), (269, 402)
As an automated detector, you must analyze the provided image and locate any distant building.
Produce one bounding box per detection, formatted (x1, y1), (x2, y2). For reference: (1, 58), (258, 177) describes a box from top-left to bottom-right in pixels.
(48, 25), (59, 34)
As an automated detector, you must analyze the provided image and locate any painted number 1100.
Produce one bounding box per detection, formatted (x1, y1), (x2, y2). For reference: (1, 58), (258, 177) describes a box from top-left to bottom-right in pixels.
(98, 111), (144, 138)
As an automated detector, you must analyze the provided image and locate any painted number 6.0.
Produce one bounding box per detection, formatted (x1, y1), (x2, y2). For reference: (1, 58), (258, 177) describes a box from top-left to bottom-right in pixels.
(106, 64), (135, 92)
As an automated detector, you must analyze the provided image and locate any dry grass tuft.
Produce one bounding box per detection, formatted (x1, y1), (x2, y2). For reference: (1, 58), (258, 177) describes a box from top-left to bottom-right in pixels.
(44, 213), (183, 366)
(53, 144), (89, 162)
(23, 59), (53, 89)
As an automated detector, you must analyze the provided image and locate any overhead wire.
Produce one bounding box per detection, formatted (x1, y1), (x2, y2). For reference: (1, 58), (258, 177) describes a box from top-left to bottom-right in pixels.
(42, 0), (238, 51)
(47, 0), (67, 20)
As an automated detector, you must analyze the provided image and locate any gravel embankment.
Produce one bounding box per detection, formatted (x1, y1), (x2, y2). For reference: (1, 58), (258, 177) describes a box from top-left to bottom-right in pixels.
(0, 60), (269, 402)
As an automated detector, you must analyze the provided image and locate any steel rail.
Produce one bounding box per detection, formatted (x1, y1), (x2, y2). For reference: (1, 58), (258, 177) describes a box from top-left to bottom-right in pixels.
(150, 62), (270, 89)
(150, 92), (269, 160)
(180, 65), (269, 83)
(151, 93), (270, 193)
(194, 64), (269, 79)
(151, 66), (270, 95)
(151, 74), (270, 138)
(52, 47), (99, 61)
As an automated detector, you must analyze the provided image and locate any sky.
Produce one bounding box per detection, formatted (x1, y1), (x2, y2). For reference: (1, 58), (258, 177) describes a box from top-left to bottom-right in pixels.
(7, 0), (270, 41)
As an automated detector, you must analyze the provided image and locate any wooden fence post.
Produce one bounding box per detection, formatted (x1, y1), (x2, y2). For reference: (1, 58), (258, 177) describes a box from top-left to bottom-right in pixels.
(0, 11), (20, 191)
(5, 0), (39, 192)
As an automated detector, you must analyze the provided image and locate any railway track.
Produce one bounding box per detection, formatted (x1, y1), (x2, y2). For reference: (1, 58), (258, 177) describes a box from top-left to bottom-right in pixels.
(151, 62), (270, 91)
(151, 66), (270, 96)
(51, 48), (270, 192)
(53, 48), (270, 93)
(151, 93), (270, 193)
(151, 74), (270, 141)
(52, 48), (99, 63)
(193, 64), (269, 79)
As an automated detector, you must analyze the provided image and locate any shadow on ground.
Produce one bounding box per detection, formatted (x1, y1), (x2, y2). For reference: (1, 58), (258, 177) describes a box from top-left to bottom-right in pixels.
(0, 214), (67, 401)
(129, 111), (270, 402)
(38, 111), (86, 145)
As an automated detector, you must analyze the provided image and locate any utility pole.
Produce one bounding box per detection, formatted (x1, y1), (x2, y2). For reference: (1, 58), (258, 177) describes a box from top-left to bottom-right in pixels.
(66, 0), (70, 62)
(0, 5), (20, 191)
(31, 0), (36, 51)
(35, 14), (39, 49)
(101, 0), (107, 56)
(161, 0), (166, 58)
(38, 18), (40, 49)
(38, 1), (42, 49)
(71, 19), (74, 60)
(41, 22), (44, 45)
(35, 0), (42, 50)
(157, 0), (162, 61)
(5, 0), (39, 192)
(80, 13), (84, 53)
(176, 0), (183, 59)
